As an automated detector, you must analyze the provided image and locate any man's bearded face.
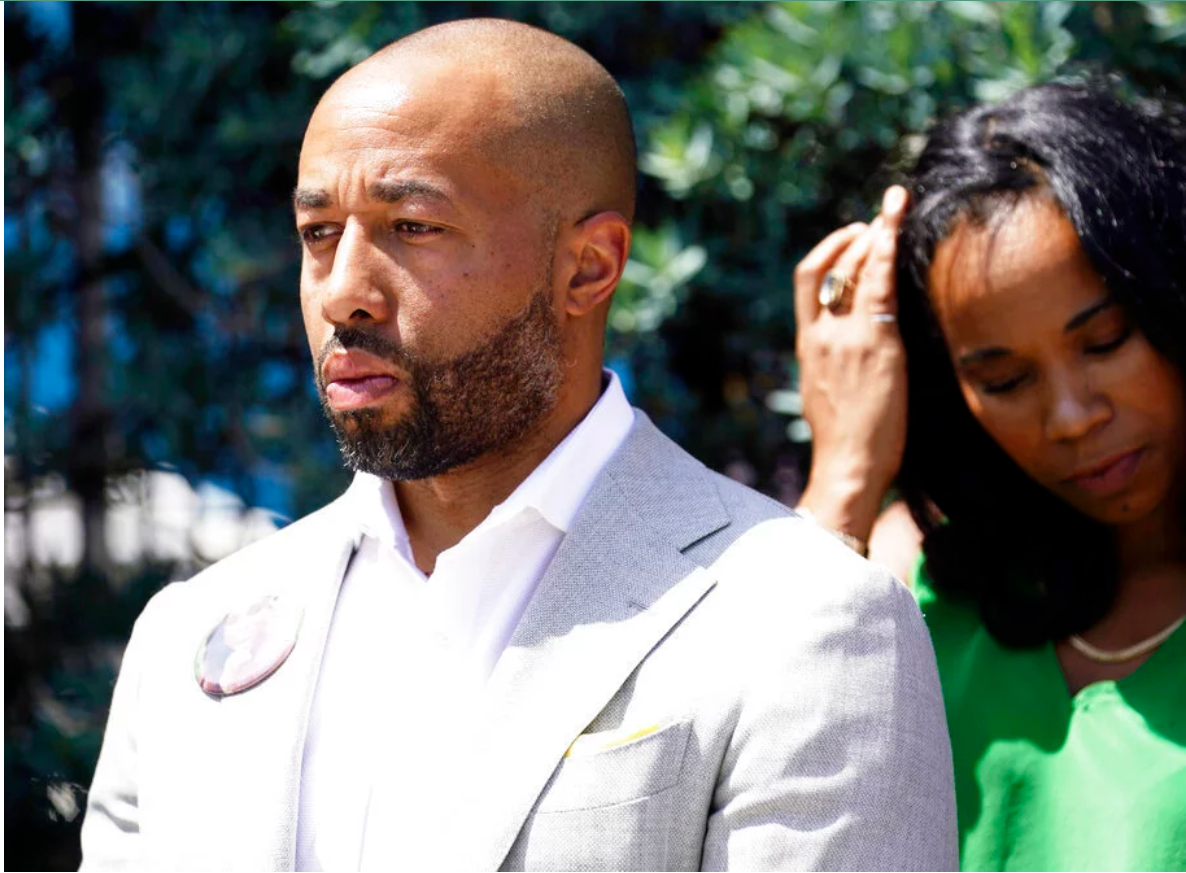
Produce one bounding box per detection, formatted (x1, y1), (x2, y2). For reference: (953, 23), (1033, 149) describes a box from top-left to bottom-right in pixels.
(315, 284), (565, 481)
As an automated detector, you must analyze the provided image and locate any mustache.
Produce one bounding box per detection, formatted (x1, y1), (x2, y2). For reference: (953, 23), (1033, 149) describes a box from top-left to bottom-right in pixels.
(315, 327), (418, 380)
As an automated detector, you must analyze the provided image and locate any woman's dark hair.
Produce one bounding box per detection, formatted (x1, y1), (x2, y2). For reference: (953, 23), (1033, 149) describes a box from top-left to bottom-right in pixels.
(895, 81), (1186, 647)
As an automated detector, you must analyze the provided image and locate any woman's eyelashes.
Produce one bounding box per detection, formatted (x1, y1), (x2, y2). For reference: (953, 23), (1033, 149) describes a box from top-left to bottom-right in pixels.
(980, 372), (1029, 395)
(969, 319), (1133, 397)
(1083, 324), (1132, 356)
(960, 354), (1029, 396)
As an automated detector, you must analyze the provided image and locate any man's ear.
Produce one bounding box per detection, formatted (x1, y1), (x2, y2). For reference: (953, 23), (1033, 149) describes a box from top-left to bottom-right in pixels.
(563, 212), (631, 317)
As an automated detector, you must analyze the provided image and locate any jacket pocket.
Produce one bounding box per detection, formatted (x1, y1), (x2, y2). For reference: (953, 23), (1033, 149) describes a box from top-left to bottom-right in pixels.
(535, 719), (691, 813)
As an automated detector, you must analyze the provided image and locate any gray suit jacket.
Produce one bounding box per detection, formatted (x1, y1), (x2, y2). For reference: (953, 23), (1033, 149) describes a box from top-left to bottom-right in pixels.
(81, 412), (957, 871)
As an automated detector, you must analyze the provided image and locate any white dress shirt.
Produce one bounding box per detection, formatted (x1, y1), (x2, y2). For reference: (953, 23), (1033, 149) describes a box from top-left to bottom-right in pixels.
(296, 372), (634, 871)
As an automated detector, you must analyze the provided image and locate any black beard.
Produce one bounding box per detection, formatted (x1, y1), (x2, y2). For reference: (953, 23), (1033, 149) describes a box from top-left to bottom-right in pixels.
(315, 288), (564, 481)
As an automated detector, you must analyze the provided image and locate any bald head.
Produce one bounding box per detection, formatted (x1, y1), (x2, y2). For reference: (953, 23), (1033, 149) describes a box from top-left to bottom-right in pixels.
(318, 18), (636, 223)
(297, 18), (635, 456)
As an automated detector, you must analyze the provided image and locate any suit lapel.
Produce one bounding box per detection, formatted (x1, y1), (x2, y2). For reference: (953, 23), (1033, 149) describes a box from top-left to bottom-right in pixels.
(412, 415), (731, 871)
(271, 515), (358, 869)
(222, 499), (360, 871)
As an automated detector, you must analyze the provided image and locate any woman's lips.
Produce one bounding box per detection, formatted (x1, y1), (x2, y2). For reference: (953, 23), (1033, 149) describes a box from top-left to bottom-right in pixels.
(325, 375), (399, 411)
(1065, 448), (1145, 497)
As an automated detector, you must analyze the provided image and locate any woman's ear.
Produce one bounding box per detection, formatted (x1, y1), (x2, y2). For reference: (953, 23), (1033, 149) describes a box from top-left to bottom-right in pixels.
(563, 212), (631, 317)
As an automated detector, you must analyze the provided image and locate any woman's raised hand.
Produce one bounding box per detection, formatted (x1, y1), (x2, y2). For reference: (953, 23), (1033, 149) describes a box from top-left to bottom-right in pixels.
(794, 186), (910, 545)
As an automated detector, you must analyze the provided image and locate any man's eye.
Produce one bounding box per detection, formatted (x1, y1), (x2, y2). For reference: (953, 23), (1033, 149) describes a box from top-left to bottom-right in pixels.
(299, 225), (337, 246)
(394, 221), (442, 238)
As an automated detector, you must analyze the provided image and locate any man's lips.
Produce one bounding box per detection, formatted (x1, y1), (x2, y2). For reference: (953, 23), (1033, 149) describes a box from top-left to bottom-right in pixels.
(325, 375), (399, 410)
(1063, 448), (1145, 497)
(322, 350), (403, 411)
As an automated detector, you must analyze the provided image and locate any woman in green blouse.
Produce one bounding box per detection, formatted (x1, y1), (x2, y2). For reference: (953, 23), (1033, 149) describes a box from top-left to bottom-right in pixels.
(794, 82), (1186, 870)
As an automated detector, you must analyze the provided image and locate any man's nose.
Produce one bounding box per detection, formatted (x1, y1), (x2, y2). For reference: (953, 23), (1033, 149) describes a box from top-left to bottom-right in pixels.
(321, 221), (392, 327)
(1043, 368), (1111, 443)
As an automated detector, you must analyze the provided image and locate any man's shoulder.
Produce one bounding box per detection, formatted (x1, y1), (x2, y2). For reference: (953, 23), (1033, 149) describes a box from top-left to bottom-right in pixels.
(191, 496), (351, 584)
(703, 464), (794, 525)
(706, 509), (897, 603)
(607, 410), (792, 526)
(135, 495), (353, 629)
(611, 413), (901, 612)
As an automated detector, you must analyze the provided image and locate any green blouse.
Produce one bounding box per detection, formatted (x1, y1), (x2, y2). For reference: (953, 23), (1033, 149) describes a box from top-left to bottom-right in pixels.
(913, 562), (1186, 871)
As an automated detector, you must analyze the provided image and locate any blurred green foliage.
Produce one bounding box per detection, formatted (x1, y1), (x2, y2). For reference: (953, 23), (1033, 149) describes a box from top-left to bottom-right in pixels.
(5, 2), (1185, 868)
(623, 0), (1186, 473)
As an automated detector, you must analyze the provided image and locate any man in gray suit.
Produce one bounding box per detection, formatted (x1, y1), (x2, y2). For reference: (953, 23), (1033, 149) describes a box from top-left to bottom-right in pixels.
(82, 19), (956, 872)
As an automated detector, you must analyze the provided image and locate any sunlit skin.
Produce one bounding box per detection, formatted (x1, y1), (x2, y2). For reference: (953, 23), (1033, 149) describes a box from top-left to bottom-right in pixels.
(295, 47), (630, 574)
(929, 195), (1186, 689)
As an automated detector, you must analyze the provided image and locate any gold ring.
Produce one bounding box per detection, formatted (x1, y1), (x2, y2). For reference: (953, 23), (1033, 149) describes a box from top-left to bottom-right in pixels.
(818, 270), (855, 311)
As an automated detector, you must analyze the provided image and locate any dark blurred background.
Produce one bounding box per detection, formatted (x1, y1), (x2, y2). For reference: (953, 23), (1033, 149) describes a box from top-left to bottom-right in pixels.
(5, 2), (1185, 868)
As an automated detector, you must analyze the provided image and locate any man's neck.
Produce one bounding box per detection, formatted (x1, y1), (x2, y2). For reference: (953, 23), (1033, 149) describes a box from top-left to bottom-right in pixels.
(394, 378), (602, 576)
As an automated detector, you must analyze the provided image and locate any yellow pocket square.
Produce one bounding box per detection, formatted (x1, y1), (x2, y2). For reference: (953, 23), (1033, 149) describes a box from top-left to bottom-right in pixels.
(565, 723), (662, 758)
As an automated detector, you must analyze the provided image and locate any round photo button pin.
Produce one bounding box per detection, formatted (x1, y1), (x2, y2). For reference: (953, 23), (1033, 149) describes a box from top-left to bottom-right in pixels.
(194, 594), (304, 697)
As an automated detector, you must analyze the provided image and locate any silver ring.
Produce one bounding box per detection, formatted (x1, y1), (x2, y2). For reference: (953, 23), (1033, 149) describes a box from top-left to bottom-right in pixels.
(818, 270), (855, 311)
(870, 312), (897, 324)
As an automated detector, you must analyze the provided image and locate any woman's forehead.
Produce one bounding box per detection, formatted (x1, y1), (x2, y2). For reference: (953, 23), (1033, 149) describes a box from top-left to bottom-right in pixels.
(928, 197), (1098, 338)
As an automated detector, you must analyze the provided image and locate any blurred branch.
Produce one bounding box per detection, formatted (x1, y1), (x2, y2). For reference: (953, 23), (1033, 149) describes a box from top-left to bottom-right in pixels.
(133, 236), (208, 322)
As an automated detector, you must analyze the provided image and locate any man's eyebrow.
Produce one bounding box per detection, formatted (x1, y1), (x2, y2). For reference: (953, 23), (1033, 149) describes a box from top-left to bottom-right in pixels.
(1064, 298), (1116, 333)
(367, 179), (451, 204)
(292, 181), (452, 210)
(293, 188), (331, 209)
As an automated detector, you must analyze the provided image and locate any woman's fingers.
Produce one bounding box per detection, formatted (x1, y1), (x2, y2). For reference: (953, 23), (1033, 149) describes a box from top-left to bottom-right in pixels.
(794, 188), (913, 532)
(855, 186), (909, 322)
(793, 222), (868, 329)
(821, 221), (879, 315)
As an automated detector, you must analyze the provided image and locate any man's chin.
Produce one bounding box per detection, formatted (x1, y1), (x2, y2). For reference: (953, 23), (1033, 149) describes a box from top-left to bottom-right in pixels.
(339, 442), (471, 483)
(329, 417), (456, 481)
(329, 406), (386, 431)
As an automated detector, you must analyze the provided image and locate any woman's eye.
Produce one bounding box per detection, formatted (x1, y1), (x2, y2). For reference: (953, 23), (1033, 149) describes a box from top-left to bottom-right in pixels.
(1084, 326), (1131, 355)
(981, 374), (1028, 395)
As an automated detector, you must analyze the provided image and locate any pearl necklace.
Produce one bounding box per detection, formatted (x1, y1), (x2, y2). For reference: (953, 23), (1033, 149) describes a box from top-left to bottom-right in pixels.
(1068, 614), (1186, 664)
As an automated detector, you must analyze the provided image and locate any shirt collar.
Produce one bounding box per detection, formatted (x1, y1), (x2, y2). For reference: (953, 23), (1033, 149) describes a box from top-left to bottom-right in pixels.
(488, 369), (633, 534)
(347, 369), (634, 548)
(348, 467), (412, 554)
